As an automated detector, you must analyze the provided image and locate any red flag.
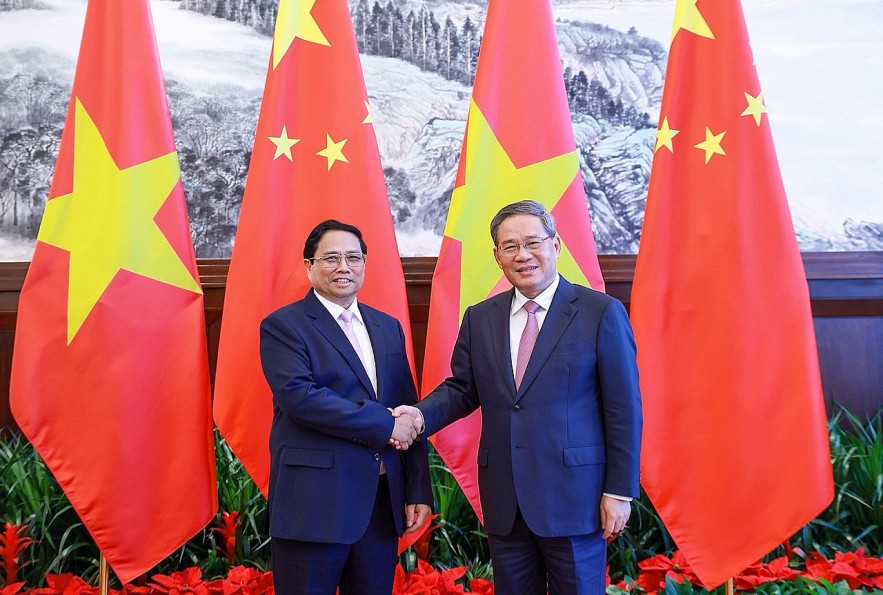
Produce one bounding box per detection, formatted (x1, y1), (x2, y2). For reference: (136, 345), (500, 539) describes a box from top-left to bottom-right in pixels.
(9, 0), (216, 582)
(213, 0), (413, 494)
(631, 0), (834, 587)
(421, 0), (605, 520)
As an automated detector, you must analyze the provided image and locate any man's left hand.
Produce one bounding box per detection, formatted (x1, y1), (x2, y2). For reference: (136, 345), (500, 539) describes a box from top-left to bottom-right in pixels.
(404, 503), (432, 534)
(600, 495), (631, 540)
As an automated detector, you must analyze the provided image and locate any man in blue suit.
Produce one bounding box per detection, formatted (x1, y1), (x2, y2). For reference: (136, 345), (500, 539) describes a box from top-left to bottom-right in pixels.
(396, 200), (642, 594)
(260, 220), (431, 595)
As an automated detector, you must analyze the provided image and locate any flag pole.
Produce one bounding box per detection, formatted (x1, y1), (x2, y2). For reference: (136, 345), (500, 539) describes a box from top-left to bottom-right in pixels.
(99, 553), (109, 595)
(726, 577), (734, 595)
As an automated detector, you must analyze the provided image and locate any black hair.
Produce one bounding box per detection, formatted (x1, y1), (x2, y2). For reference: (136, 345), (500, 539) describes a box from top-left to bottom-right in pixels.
(489, 200), (556, 245)
(303, 220), (368, 259)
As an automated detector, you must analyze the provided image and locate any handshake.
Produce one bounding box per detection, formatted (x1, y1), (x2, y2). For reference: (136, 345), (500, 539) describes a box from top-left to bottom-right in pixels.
(387, 405), (424, 450)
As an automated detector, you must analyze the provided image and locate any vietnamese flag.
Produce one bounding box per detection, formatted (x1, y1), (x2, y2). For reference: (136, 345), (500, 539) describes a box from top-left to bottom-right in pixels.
(420, 0), (605, 520)
(213, 0), (413, 495)
(9, 0), (217, 582)
(631, 0), (834, 587)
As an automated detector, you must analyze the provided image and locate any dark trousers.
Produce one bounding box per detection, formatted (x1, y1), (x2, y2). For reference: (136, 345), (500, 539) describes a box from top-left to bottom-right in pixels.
(489, 508), (607, 595)
(271, 478), (398, 595)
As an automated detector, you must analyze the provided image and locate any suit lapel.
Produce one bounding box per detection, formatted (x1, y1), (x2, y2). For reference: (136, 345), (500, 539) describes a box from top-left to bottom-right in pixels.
(489, 290), (517, 398)
(515, 278), (578, 400)
(305, 292), (376, 398)
(361, 308), (384, 401)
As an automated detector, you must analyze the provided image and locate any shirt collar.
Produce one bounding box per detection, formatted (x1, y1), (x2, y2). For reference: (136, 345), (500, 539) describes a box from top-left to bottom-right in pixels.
(510, 274), (559, 315)
(313, 290), (363, 324)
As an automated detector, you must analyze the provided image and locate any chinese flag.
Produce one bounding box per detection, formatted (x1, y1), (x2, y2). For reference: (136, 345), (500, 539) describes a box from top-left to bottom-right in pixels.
(9, 0), (216, 582)
(421, 0), (605, 520)
(213, 0), (413, 494)
(631, 0), (834, 587)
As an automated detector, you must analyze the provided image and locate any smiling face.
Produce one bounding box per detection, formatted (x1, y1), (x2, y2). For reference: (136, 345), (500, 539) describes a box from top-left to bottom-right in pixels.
(304, 229), (365, 308)
(493, 213), (560, 299)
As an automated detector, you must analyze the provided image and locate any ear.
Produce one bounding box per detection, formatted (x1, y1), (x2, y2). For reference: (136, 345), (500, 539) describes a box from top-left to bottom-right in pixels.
(303, 258), (312, 275)
(493, 247), (503, 268)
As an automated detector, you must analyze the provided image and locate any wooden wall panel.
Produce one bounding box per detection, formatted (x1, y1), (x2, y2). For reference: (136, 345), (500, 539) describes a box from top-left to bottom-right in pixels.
(814, 317), (883, 419)
(0, 252), (880, 433)
(0, 330), (13, 434)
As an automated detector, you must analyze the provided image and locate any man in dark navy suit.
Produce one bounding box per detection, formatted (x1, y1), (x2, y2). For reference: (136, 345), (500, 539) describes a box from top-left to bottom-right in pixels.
(397, 200), (642, 594)
(260, 220), (431, 595)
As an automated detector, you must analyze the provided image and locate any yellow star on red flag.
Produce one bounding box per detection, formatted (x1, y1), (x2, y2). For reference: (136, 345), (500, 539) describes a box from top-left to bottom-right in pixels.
(694, 127), (727, 164)
(447, 100), (581, 314)
(655, 116), (680, 153)
(273, 0), (330, 70)
(671, 0), (714, 42)
(38, 99), (202, 344)
(268, 125), (300, 161)
(316, 134), (349, 170)
(741, 91), (767, 126)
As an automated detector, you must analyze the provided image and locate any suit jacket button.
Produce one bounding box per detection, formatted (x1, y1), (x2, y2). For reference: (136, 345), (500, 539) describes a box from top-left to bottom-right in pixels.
(374, 453), (381, 461)
(512, 404), (521, 412)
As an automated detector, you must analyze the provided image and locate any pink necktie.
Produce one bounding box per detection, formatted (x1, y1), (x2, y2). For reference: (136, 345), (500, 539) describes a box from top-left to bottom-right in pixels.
(339, 310), (365, 363)
(514, 300), (540, 390)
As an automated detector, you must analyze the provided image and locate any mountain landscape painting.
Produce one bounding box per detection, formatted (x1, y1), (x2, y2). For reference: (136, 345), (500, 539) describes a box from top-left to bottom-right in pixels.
(0, 0), (880, 259)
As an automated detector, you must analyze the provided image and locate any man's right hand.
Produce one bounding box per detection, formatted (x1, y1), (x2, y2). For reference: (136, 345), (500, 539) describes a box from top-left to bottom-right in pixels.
(391, 405), (425, 434)
(389, 412), (420, 450)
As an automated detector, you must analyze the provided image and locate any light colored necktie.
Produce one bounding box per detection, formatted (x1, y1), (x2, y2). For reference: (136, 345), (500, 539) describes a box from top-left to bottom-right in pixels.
(339, 310), (365, 363)
(514, 300), (540, 390)
(340, 310), (385, 473)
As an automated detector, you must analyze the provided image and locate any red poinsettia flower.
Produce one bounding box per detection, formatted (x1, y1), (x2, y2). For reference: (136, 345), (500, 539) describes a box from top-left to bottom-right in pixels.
(468, 577), (494, 595)
(0, 522), (33, 584)
(241, 570), (273, 595)
(218, 565), (267, 595)
(806, 549), (883, 589)
(149, 567), (210, 595)
(634, 554), (670, 593)
(765, 556), (802, 583)
(0, 582), (25, 595)
(393, 559), (437, 594)
(835, 549), (883, 585)
(733, 556), (800, 589)
(392, 565), (408, 593)
(440, 566), (467, 593)
(29, 573), (96, 595)
(212, 512), (240, 565)
(118, 584), (155, 595)
(806, 551), (863, 588)
(392, 559), (467, 594)
(634, 551), (698, 593)
(206, 579), (226, 595)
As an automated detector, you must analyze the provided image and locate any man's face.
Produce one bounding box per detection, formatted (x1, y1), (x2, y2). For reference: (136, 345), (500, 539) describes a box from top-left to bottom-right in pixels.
(304, 230), (365, 308)
(493, 214), (560, 299)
